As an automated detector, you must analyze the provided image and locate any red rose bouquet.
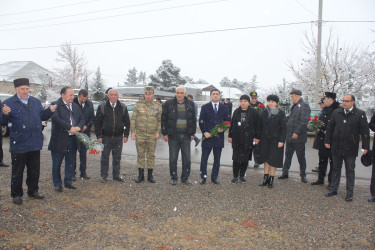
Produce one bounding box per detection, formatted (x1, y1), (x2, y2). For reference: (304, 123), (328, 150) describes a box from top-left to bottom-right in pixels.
(200, 121), (231, 142)
(256, 103), (265, 115)
(75, 132), (104, 155)
(308, 115), (324, 133)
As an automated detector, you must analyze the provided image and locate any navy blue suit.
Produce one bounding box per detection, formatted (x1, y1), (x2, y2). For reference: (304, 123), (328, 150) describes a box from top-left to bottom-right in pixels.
(199, 102), (230, 181)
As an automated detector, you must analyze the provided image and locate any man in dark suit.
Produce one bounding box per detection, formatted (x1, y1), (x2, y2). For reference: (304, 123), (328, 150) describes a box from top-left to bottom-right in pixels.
(199, 89), (230, 184)
(279, 89), (310, 183)
(73, 89), (94, 180)
(49, 86), (84, 191)
(324, 94), (370, 201)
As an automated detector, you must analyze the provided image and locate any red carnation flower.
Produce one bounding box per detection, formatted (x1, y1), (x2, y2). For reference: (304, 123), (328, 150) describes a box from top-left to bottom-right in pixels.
(308, 117), (311, 121)
(318, 121), (321, 125)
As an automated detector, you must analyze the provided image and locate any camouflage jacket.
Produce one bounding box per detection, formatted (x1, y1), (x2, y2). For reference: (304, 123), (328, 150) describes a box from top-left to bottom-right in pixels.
(131, 100), (162, 135)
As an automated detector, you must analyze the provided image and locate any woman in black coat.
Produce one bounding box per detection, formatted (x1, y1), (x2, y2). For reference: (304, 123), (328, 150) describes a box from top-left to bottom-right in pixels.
(228, 95), (260, 183)
(259, 95), (287, 188)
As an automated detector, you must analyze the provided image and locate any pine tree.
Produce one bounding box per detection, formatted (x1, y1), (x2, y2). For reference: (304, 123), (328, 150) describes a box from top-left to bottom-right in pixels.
(91, 66), (105, 101)
(138, 71), (146, 85)
(125, 67), (138, 86)
(149, 60), (186, 92)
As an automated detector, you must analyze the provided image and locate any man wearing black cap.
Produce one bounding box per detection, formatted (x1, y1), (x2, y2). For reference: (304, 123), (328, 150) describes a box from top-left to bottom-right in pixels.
(1, 78), (56, 205)
(325, 94), (370, 201)
(279, 89), (310, 183)
(249, 91), (263, 168)
(311, 92), (340, 188)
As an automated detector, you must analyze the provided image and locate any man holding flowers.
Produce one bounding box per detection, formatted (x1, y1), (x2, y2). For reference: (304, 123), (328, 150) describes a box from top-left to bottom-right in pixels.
(199, 89), (230, 184)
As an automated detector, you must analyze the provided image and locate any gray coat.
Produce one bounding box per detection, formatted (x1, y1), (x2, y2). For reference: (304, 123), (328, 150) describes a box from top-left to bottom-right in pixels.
(286, 98), (310, 143)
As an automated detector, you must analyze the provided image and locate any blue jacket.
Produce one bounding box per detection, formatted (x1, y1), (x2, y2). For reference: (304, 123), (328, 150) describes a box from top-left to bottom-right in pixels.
(199, 102), (230, 148)
(0, 95), (53, 153)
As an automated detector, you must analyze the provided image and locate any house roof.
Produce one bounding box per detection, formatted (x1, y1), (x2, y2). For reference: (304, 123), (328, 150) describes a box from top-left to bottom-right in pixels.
(114, 86), (176, 97)
(0, 61), (55, 85)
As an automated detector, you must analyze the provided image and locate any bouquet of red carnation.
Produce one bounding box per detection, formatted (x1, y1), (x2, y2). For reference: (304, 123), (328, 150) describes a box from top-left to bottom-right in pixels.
(75, 132), (104, 155)
(256, 103), (265, 115)
(200, 121), (231, 142)
(308, 115), (324, 133)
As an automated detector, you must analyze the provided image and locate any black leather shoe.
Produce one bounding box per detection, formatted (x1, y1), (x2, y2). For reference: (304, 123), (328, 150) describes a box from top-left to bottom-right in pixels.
(64, 184), (77, 189)
(170, 180), (178, 185)
(345, 196), (353, 202)
(231, 178), (238, 183)
(325, 191), (337, 197)
(239, 177), (246, 183)
(311, 180), (324, 185)
(181, 179), (193, 185)
(0, 162), (9, 167)
(301, 177), (308, 183)
(55, 186), (63, 192)
(278, 174), (289, 179)
(28, 191), (44, 199)
(113, 176), (124, 182)
(211, 179), (220, 184)
(80, 175), (90, 180)
(13, 197), (22, 205)
(199, 179), (206, 185)
(368, 196), (375, 202)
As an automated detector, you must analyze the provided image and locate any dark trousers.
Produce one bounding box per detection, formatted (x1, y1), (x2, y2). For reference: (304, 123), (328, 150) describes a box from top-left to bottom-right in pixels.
(282, 142), (307, 178)
(11, 151), (40, 198)
(0, 132), (3, 162)
(51, 136), (77, 187)
(318, 154), (333, 184)
(101, 136), (123, 179)
(76, 139), (88, 177)
(370, 149), (375, 196)
(168, 133), (191, 181)
(233, 161), (248, 178)
(200, 146), (223, 180)
(331, 154), (356, 197)
(252, 144), (261, 164)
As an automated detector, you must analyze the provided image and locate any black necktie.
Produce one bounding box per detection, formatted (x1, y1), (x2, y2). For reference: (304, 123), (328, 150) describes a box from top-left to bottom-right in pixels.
(67, 104), (76, 126)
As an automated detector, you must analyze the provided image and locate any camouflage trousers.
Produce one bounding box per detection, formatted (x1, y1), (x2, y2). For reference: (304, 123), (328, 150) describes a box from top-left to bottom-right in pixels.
(136, 134), (157, 169)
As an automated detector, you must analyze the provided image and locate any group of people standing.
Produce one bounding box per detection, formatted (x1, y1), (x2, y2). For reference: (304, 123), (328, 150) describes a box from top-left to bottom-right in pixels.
(1, 78), (374, 205)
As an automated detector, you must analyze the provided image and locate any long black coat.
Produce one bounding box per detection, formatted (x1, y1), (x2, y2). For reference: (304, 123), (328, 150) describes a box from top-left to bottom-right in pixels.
(73, 97), (94, 136)
(228, 107), (260, 151)
(313, 101), (340, 155)
(48, 98), (85, 153)
(286, 98), (310, 143)
(369, 113), (375, 149)
(325, 107), (370, 157)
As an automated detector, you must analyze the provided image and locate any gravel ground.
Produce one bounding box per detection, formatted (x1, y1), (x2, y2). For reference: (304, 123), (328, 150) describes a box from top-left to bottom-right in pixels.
(0, 149), (374, 249)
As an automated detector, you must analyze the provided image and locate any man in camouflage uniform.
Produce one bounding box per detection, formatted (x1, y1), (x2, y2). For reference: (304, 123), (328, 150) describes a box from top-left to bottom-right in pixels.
(131, 86), (162, 183)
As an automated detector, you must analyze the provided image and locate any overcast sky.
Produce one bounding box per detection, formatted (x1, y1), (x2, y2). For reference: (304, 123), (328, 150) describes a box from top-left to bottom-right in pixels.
(0, 0), (374, 89)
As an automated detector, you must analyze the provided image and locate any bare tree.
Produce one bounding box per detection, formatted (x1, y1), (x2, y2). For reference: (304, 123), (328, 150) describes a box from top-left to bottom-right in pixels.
(288, 29), (375, 107)
(54, 42), (89, 88)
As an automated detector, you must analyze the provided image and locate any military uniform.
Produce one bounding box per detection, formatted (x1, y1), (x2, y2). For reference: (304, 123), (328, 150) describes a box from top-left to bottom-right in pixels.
(131, 100), (162, 170)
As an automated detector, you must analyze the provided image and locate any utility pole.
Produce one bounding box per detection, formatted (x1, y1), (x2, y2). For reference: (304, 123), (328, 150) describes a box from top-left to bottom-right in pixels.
(315, 0), (323, 106)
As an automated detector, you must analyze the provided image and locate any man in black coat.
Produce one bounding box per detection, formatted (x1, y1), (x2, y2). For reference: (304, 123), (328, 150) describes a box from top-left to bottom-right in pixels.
(49, 87), (85, 191)
(325, 94), (370, 201)
(73, 89), (95, 180)
(224, 98), (233, 119)
(161, 86), (196, 185)
(311, 92), (340, 188)
(95, 89), (130, 183)
(249, 91), (262, 168)
(279, 89), (310, 183)
(368, 113), (375, 202)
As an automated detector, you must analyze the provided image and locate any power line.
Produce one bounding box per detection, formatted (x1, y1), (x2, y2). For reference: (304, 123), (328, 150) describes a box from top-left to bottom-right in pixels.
(0, 0), (229, 32)
(0, 0), (102, 17)
(0, 0), (179, 27)
(294, 0), (317, 18)
(0, 21), (314, 51)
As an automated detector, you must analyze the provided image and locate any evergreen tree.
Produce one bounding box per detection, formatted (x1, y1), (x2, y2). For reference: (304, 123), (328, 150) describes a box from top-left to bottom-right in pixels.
(138, 71), (146, 85)
(219, 77), (231, 87)
(125, 67), (138, 86)
(277, 78), (292, 113)
(91, 66), (105, 101)
(149, 59), (186, 92)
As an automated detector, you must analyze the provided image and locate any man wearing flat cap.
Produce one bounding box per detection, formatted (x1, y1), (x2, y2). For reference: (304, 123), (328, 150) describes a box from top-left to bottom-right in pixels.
(1, 78), (56, 205)
(131, 86), (162, 183)
(249, 91), (263, 168)
(279, 89), (310, 183)
(311, 92), (340, 188)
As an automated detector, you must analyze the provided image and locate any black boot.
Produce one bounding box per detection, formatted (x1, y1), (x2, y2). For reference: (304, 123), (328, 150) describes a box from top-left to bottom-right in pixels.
(260, 174), (270, 186)
(268, 176), (275, 188)
(135, 169), (144, 183)
(147, 169), (155, 183)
